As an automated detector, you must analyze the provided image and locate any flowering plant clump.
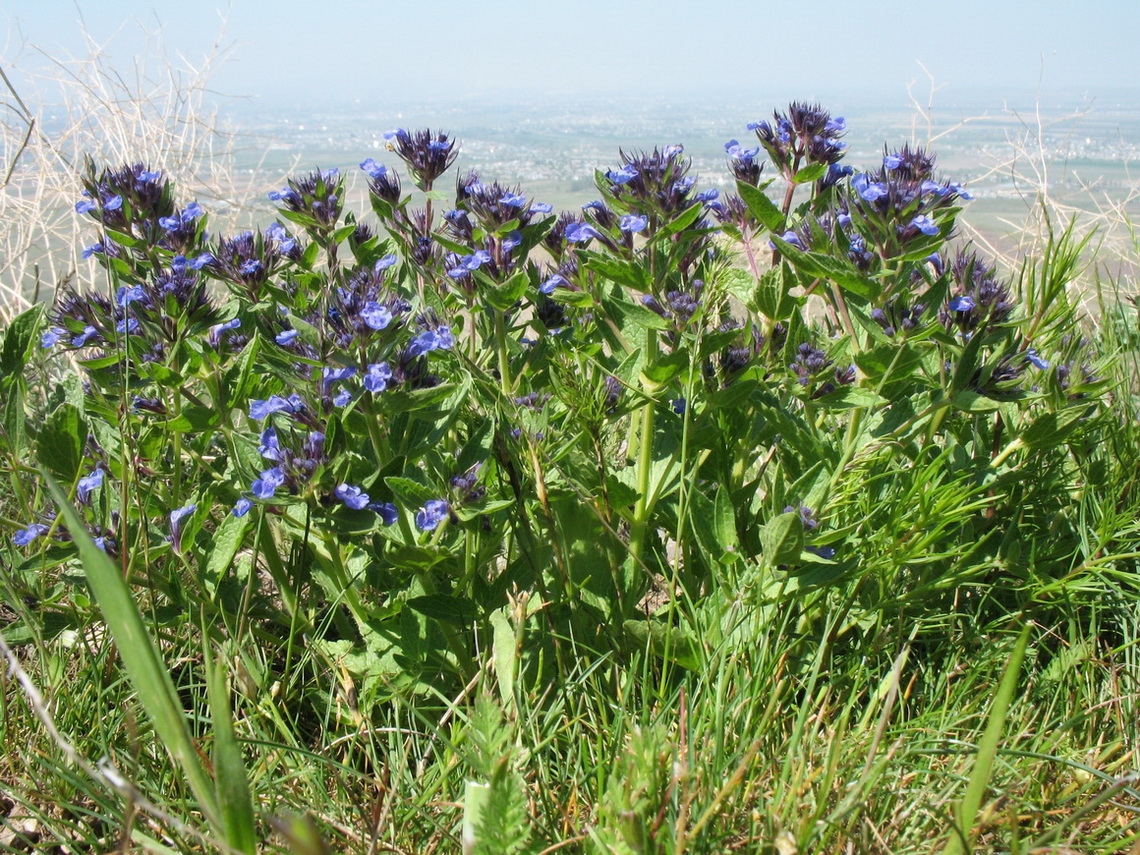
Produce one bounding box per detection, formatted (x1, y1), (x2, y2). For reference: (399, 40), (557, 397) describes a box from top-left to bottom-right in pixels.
(0, 102), (1114, 718)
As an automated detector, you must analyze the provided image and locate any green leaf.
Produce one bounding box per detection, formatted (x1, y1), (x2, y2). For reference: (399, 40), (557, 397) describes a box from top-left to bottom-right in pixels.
(204, 510), (252, 593)
(166, 405), (221, 434)
(38, 403), (86, 481)
(40, 472), (223, 835)
(792, 162), (827, 184)
(204, 642), (257, 854)
(385, 476), (439, 509)
(406, 594), (476, 625)
(940, 626), (1030, 855)
(812, 386), (888, 410)
(0, 304), (43, 379)
(490, 608), (517, 708)
(761, 511), (805, 568)
(736, 180), (784, 231)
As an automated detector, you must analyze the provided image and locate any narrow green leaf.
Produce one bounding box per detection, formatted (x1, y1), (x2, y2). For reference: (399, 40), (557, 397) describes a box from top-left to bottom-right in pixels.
(204, 642), (257, 854)
(941, 626), (1030, 855)
(41, 472), (222, 833)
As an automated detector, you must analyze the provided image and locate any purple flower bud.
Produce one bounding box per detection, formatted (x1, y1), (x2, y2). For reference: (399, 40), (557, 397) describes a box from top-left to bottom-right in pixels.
(169, 504), (196, 552)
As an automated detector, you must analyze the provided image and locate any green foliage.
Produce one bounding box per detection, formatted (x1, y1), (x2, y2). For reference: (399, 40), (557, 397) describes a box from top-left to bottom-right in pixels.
(2, 102), (1140, 852)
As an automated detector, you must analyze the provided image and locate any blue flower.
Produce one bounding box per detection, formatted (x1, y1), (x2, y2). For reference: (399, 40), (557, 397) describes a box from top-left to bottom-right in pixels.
(672, 398), (686, 414)
(41, 327), (66, 348)
(81, 243), (104, 258)
(564, 222), (603, 243)
(276, 329), (299, 346)
(415, 499), (450, 531)
(852, 173), (888, 202)
(333, 388), (352, 407)
(502, 230), (522, 252)
(883, 154), (903, 170)
(364, 362), (393, 393)
(500, 192), (527, 207)
(910, 215), (939, 236)
(360, 157), (388, 178)
(249, 395), (301, 420)
(169, 504), (196, 552)
(322, 365), (357, 390)
(369, 502), (398, 525)
(606, 165), (639, 185)
(115, 285), (146, 307)
(232, 498), (254, 518)
(619, 214), (648, 233)
(188, 252), (215, 270)
(540, 274), (567, 294)
(208, 318), (241, 347)
(258, 426), (281, 460)
(774, 230), (804, 250)
(75, 198), (97, 214)
(529, 202), (553, 214)
(76, 468), (104, 504)
(72, 325), (99, 347)
(375, 254), (398, 270)
(694, 188), (719, 203)
(251, 467), (285, 500)
(104, 195), (123, 211)
(116, 318), (138, 334)
(948, 295), (976, 312)
(335, 484), (370, 510)
(12, 522), (49, 547)
(1026, 348), (1050, 370)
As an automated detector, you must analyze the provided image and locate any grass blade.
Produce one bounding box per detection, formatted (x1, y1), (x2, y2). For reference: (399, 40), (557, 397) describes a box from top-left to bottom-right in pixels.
(940, 624), (1031, 855)
(42, 472), (223, 837)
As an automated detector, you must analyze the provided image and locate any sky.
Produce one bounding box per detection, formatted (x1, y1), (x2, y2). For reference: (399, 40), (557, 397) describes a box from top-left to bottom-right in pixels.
(4, 0), (1140, 109)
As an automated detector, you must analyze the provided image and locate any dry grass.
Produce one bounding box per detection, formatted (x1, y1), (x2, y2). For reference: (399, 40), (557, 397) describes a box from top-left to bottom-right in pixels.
(0, 19), (271, 323)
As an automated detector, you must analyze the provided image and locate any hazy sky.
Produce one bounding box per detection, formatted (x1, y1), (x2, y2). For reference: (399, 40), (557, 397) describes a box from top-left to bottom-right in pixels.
(4, 0), (1139, 107)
